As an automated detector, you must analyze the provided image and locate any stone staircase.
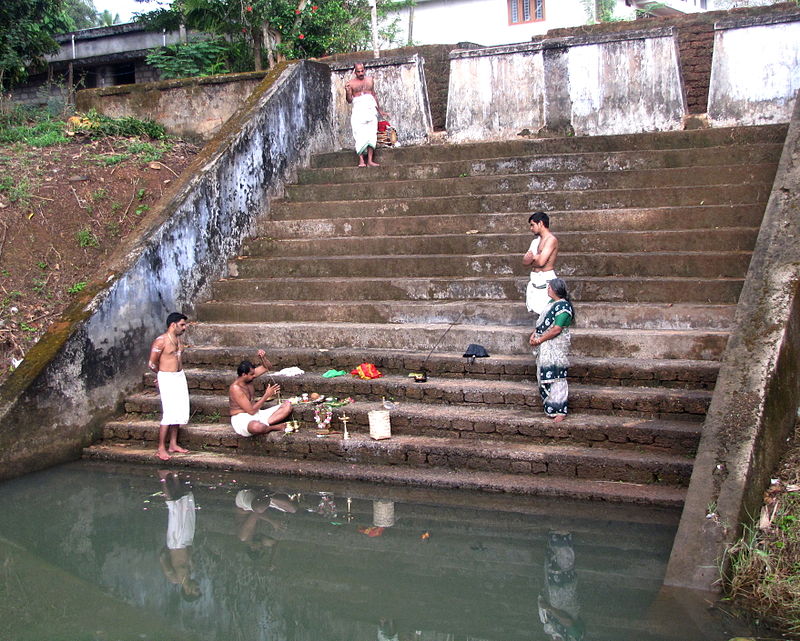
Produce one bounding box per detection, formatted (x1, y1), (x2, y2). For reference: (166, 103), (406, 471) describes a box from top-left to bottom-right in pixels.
(85, 124), (787, 508)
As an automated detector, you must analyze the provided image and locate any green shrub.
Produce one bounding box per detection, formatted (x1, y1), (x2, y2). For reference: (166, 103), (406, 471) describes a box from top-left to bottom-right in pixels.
(84, 109), (165, 139)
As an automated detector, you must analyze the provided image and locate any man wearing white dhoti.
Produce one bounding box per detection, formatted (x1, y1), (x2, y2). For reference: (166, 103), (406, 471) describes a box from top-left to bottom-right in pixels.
(148, 312), (191, 461)
(345, 62), (387, 167)
(523, 212), (559, 315)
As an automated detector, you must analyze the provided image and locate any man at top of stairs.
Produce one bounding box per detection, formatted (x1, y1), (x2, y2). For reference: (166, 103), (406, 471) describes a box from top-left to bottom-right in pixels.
(345, 62), (388, 168)
(523, 212), (560, 317)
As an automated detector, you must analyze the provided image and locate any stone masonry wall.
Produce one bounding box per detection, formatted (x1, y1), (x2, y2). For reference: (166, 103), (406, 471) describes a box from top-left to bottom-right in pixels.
(0, 61), (337, 483)
(545, 2), (800, 114)
(321, 44), (472, 131)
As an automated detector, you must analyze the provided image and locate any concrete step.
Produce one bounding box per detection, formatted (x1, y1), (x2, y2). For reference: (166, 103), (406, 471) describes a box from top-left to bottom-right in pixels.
(109, 395), (703, 452)
(257, 205), (766, 237)
(209, 275), (744, 305)
(139, 367), (711, 419)
(183, 346), (719, 389)
(298, 144), (783, 184)
(82, 443), (688, 506)
(93, 421), (693, 485)
(230, 251), (751, 279)
(286, 165), (777, 202)
(269, 184), (770, 219)
(243, 229), (758, 257)
(186, 321), (728, 360)
(195, 299), (735, 330)
(310, 124), (788, 168)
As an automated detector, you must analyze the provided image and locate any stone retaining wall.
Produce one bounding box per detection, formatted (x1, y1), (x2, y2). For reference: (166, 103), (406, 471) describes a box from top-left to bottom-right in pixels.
(664, 91), (800, 592)
(328, 55), (433, 150)
(0, 61), (336, 483)
(76, 71), (269, 143)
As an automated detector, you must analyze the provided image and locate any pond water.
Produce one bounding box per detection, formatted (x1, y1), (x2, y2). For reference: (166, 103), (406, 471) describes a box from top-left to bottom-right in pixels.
(0, 461), (756, 641)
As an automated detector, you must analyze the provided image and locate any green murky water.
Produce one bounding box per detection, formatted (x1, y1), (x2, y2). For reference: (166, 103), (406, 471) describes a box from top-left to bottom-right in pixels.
(0, 461), (755, 641)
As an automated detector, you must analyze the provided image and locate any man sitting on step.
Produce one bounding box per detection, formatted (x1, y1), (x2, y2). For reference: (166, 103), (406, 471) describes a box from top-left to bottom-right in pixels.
(229, 349), (293, 436)
(523, 212), (559, 317)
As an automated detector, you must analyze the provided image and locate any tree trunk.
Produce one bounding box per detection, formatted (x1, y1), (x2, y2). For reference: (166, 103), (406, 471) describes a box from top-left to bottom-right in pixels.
(253, 29), (263, 71)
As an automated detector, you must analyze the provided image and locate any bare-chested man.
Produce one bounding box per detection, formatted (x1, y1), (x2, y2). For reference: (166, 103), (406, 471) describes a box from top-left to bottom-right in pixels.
(229, 349), (293, 437)
(148, 312), (190, 461)
(345, 62), (388, 168)
(522, 212), (559, 316)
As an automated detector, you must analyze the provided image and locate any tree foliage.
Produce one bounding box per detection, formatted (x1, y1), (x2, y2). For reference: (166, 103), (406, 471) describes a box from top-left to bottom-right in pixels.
(64, 0), (102, 29)
(0, 0), (73, 90)
(137, 0), (402, 76)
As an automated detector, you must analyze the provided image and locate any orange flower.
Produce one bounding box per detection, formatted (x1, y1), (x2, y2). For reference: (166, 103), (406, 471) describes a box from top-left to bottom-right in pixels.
(295, 8), (302, 13)
(245, 5), (253, 11)
(298, 33), (305, 39)
(312, 4), (318, 9)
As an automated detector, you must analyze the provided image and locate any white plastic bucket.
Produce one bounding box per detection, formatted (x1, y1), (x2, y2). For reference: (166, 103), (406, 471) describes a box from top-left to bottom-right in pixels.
(368, 410), (391, 440)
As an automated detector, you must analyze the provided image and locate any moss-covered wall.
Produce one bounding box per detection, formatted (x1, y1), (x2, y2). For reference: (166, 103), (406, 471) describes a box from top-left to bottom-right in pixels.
(0, 60), (336, 482)
(665, 95), (800, 592)
(76, 71), (270, 143)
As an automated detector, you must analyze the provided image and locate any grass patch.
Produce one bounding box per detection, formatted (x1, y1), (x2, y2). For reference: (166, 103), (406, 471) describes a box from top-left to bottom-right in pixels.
(76, 228), (99, 248)
(724, 425), (800, 635)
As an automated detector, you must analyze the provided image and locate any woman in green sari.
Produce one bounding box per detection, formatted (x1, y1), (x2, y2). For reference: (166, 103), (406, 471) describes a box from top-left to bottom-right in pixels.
(529, 278), (574, 422)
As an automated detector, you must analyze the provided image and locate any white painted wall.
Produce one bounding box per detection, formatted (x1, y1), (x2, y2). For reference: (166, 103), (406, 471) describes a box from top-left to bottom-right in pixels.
(568, 35), (685, 135)
(385, 0), (644, 47)
(708, 17), (800, 126)
(446, 28), (686, 142)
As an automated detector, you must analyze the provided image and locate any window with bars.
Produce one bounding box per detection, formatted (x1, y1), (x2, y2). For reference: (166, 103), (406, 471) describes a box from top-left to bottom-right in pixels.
(508, 0), (544, 24)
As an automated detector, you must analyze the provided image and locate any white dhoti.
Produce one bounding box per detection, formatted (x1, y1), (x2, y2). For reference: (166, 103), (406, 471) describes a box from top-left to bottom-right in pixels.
(526, 270), (557, 314)
(166, 492), (196, 550)
(158, 370), (190, 426)
(351, 93), (378, 155)
(230, 405), (283, 437)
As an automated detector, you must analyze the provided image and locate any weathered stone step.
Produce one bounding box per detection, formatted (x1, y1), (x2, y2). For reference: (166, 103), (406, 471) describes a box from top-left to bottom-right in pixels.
(243, 229), (758, 257)
(82, 443), (688, 506)
(269, 184), (769, 219)
(230, 251), (751, 279)
(310, 124), (787, 168)
(186, 321), (728, 360)
(92, 422), (693, 485)
(195, 299), (735, 330)
(210, 275), (744, 305)
(298, 144), (783, 184)
(286, 165), (776, 202)
(109, 396), (703, 452)
(258, 205), (765, 236)
(139, 367), (711, 419)
(183, 346), (719, 389)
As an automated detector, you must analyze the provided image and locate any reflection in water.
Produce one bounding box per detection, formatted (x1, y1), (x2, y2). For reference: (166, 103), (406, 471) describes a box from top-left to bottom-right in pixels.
(159, 470), (201, 601)
(0, 462), (759, 641)
(538, 532), (584, 641)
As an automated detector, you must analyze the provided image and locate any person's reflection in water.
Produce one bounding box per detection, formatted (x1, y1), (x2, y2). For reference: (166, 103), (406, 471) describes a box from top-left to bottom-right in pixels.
(234, 489), (297, 564)
(158, 470), (202, 601)
(538, 531), (585, 641)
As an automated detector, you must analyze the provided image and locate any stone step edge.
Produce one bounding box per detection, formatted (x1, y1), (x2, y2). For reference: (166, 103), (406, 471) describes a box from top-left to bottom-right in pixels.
(140, 369), (714, 400)
(300, 150), (783, 179)
(288, 163), (778, 189)
(247, 228), (759, 243)
(105, 420), (695, 462)
(82, 444), (687, 507)
(183, 346), (721, 376)
(190, 320), (730, 337)
(274, 184), (768, 207)
(109, 405), (702, 450)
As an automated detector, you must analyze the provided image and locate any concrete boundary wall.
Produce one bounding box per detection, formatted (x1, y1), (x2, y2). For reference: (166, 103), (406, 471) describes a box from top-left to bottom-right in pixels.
(0, 61), (335, 483)
(665, 93), (800, 591)
(708, 13), (800, 127)
(76, 71), (269, 142)
(446, 27), (686, 143)
(329, 55), (433, 150)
